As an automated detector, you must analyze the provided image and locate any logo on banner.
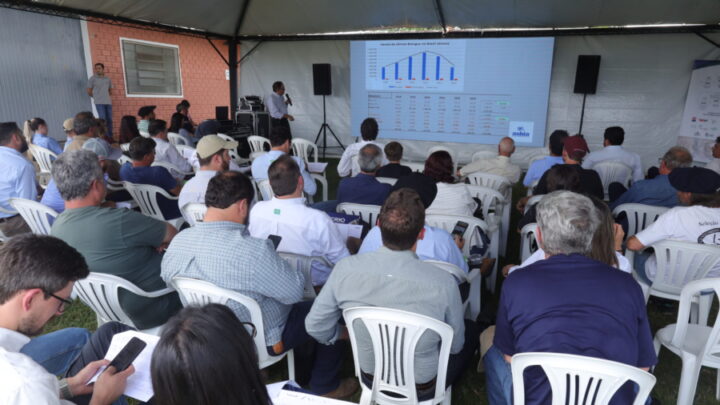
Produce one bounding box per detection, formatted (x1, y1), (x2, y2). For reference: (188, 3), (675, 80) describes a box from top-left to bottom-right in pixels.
(509, 121), (534, 143)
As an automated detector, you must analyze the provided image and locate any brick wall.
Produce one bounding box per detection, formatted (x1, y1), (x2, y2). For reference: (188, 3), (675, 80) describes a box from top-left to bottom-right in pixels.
(86, 21), (235, 137)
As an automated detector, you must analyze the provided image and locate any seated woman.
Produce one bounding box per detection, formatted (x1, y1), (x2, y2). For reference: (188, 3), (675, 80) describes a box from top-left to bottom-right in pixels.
(423, 151), (477, 217)
(119, 115), (141, 144)
(169, 112), (196, 146)
(517, 164), (582, 230)
(151, 304), (272, 405)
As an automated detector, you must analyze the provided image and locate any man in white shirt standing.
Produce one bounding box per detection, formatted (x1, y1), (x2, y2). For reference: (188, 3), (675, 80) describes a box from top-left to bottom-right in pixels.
(459, 137), (521, 184)
(149, 119), (193, 179)
(582, 126), (643, 181)
(0, 234), (132, 405)
(249, 155), (349, 286)
(266, 81), (294, 135)
(337, 117), (388, 177)
(251, 126), (317, 197)
(178, 135), (236, 221)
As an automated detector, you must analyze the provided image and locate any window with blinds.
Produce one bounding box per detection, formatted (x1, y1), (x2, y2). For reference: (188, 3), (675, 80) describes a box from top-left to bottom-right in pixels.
(120, 38), (182, 97)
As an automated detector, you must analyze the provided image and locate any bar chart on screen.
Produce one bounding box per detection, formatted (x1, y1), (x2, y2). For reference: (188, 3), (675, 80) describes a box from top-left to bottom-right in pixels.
(366, 40), (466, 92)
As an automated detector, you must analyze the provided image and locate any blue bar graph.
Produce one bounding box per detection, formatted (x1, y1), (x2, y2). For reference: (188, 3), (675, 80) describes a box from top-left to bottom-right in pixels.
(395, 63), (398, 80)
(422, 52), (426, 80)
(382, 67), (385, 80)
(408, 56), (412, 79)
(450, 67), (455, 80)
(435, 56), (440, 80)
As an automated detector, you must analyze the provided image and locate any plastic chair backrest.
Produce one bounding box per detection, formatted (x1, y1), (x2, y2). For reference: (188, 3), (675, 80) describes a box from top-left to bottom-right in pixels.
(520, 222), (539, 262)
(667, 278), (720, 359)
(425, 214), (490, 257)
(424, 259), (468, 283)
(291, 138), (319, 163)
(120, 143), (130, 152)
(467, 171), (512, 195)
(424, 260), (482, 318)
(29, 144), (57, 173)
(649, 240), (720, 297)
(139, 131), (151, 138)
(612, 203), (668, 238)
(278, 252), (332, 299)
(471, 150), (496, 162)
(336, 202), (381, 225)
(9, 198), (58, 235)
(117, 154), (131, 166)
(257, 179), (274, 201)
(216, 133), (245, 164)
(105, 178), (125, 192)
(181, 202), (207, 226)
(511, 352), (656, 405)
(122, 181), (177, 221)
(152, 160), (192, 177)
(376, 177), (397, 186)
(594, 161), (633, 194)
(248, 135), (270, 154)
(167, 132), (189, 146)
(525, 194), (544, 214)
(465, 184), (505, 222)
(343, 306), (454, 405)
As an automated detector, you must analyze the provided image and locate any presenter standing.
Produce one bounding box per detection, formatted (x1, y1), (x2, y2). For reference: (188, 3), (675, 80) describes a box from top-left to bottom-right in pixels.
(87, 62), (113, 138)
(266, 81), (294, 135)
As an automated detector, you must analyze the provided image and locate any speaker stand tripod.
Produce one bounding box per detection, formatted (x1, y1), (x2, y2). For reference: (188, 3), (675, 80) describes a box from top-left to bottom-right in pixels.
(314, 95), (345, 159)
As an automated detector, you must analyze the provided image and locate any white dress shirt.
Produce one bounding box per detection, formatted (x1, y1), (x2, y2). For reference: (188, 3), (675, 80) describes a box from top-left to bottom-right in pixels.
(265, 93), (288, 119)
(337, 140), (388, 177)
(582, 145), (643, 182)
(251, 150), (316, 196)
(459, 155), (521, 183)
(426, 182), (478, 217)
(249, 197), (350, 285)
(153, 137), (193, 177)
(0, 327), (71, 404)
(177, 170), (217, 220)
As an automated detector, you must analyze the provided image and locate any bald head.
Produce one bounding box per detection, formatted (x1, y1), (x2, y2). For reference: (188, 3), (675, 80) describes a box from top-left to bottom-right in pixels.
(499, 137), (515, 157)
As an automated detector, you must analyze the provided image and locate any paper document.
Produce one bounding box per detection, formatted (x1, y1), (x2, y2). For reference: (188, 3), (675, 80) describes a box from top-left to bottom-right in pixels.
(307, 162), (328, 173)
(275, 389), (354, 404)
(89, 331), (159, 402)
(334, 223), (363, 241)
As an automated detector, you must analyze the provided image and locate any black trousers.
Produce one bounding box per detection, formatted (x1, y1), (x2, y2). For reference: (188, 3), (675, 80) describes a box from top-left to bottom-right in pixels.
(271, 117), (291, 135)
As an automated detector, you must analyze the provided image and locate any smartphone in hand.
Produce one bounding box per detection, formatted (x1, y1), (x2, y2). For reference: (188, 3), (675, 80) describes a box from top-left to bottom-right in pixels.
(107, 337), (146, 372)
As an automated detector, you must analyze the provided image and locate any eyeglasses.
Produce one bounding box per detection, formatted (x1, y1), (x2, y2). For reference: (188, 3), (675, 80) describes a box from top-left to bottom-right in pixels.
(242, 321), (257, 338)
(47, 292), (73, 314)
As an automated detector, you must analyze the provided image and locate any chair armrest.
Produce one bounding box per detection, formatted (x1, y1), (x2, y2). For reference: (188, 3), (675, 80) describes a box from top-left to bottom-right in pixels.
(119, 283), (176, 298)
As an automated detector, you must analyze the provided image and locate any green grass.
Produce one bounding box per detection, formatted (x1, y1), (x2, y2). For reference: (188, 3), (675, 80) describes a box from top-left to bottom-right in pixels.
(43, 160), (718, 404)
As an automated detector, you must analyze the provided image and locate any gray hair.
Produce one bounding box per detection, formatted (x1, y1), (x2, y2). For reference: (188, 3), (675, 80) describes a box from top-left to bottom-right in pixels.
(662, 146), (692, 170)
(358, 143), (383, 173)
(536, 191), (600, 256)
(52, 150), (104, 201)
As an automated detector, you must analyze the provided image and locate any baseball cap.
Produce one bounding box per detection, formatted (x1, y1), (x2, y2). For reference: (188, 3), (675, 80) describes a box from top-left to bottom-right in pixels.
(669, 167), (720, 194)
(196, 135), (238, 159)
(63, 118), (74, 132)
(82, 138), (123, 160)
(138, 106), (156, 117)
(563, 135), (590, 159)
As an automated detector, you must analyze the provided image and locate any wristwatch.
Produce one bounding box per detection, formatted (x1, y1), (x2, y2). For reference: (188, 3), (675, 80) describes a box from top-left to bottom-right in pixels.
(59, 378), (73, 400)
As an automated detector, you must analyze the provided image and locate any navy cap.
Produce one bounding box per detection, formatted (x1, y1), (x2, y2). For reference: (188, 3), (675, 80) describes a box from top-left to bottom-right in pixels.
(137, 106), (156, 117)
(669, 167), (720, 194)
(391, 173), (438, 208)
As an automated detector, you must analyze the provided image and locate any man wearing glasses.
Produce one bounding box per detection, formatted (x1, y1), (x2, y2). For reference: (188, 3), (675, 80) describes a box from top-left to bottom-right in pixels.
(0, 234), (133, 404)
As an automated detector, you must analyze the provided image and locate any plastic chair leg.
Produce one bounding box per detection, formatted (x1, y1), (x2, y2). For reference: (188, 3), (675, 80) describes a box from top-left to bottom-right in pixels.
(676, 355), (701, 405)
(286, 350), (296, 382)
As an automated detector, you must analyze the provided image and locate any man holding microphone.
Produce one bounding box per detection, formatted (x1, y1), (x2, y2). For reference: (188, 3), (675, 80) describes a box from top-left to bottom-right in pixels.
(266, 81), (294, 135)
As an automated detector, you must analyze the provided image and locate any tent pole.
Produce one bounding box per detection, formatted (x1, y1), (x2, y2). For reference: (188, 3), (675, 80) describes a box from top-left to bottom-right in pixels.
(229, 39), (238, 120)
(578, 93), (587, 134)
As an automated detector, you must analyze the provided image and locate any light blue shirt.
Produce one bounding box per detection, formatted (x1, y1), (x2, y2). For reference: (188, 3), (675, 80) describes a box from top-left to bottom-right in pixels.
(251, 150), (317, 196)
(40, 179), (64, 213)
(609, 174), (679, 210)
(359, 225), (469, 273)
(523, 155), (564, 187)
(0, 146), (37, 218)
(32, 133), (62, 155)
(63, 137), (73, 152)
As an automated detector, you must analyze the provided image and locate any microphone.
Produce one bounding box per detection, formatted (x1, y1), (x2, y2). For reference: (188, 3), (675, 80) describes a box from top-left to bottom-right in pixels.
(285, 93), (292, 106)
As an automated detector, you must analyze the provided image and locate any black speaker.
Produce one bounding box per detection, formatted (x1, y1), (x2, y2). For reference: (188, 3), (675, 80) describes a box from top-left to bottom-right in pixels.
(313, 63), (332, 96)
(215, 106), (229, 121)
(573, 55), (601, 94)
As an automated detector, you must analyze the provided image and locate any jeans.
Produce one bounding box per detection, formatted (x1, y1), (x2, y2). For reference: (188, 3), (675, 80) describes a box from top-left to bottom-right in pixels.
(633, 250), (654, 285)
(95, 104), (113, 137)
(483, 346), (513, 405)
(311, 200), (339, 214)
(20, 327), (91, 376)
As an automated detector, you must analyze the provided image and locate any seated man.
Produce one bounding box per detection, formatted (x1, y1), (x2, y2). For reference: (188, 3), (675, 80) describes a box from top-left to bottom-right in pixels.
(0, 122), (35, 236)
(337, 117), (387, 177)
(485, 190), (656, 405)
(523, 130), (568, 187)
(627, 167), (720, 284)
(459, 137), (521, 185)
(120, 136), (183, 220)
(137, 105), (156, 134)
(359, 173), (468, 273)
(251, 126), (316, 197)
(306, 188), (478, 399)
(376, 141), (412, 179)
(706, 136), (720, 175)
(0, 234), (133, 405)
(62, 118), (75, 152)
(51, 150), (182, 330)
(177, 135), (235, 220)
(337, 144), (391, 205)
(610, 146), (692, 209)
(161, 171), (355, 398)
(582, 126), (643, 182)
(532, 135), (604, 200)
(149, 119), (193, 178)
(249, 155), (349, 286)
(65, 112), (98, 152)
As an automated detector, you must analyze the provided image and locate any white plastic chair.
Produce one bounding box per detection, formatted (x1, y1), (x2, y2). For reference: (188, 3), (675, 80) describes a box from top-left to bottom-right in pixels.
(248, 135), (270, 161)
(425, 260), (481, 320)
(376, 177), (397, 186)
(343, 306), (454, 405)
(139, 131), (151, 138)
(654, 278), (720, 405)
(519, 222), (539, 262)
(466, 172), (512, 252)
(278, 252), (332, 300)
(216, 133), (250, 165)
(428, 146), (457, 175)
(117, 154), (131, 166)
(465, 184), (506, 257)
(257, 179), (274, 201)
(120, 143), (130, 152)
(167, 132), (189, 146)
(152, 160), (194, 178)
(593, 161), (633, 200)
(612, 203), (669, 239)
(122, 181), (184, 229)
(511, 352), (656, 405)
(171, 277), (295, 380)
(291, 138), (329, 202)
(74, 272), (175, 335)
(524, 194), (544, 214)
(336, 203), (382, 225)
(471, 150), (496, 162)
(8, 198), (58, 235)
(29, 144), (57, 173)
(180, 202), (207, 226)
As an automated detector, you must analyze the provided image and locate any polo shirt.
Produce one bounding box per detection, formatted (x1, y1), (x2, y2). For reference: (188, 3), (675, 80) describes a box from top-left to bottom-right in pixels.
(32, 133), (62, 155)
(494, 254), (656, 405)
(120, 163), (181, 219)
(609, 174), (679, 210)
(337, 174), (391, 206)
(533, 164), (604, 200)
(523, 156), (564, 187)
(0, 146), (37, 218)
(582, 145), (643, 182)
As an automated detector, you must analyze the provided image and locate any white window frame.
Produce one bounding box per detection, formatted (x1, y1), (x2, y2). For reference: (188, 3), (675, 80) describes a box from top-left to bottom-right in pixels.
(119, 37), (184, 98)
